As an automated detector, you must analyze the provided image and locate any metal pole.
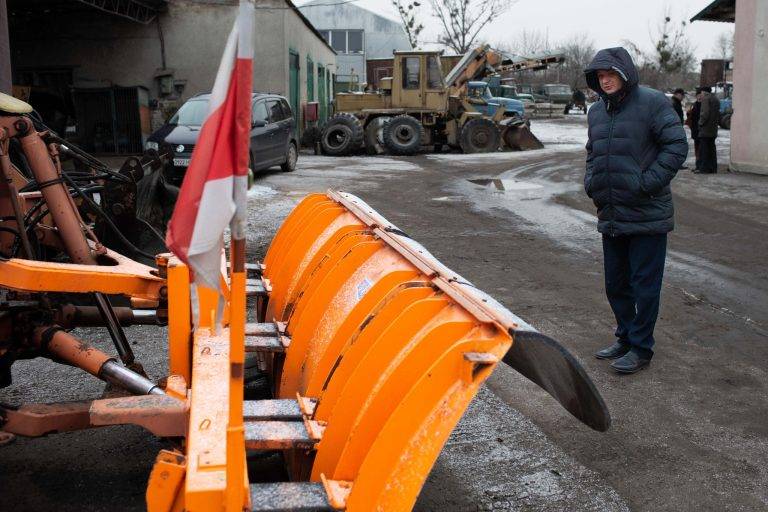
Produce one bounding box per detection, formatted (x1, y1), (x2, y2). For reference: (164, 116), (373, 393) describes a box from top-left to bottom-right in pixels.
(0, 0), (11, 95)
(0, 136), (34, 259)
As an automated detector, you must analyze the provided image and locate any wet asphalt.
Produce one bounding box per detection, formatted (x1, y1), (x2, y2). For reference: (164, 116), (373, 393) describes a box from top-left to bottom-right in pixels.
(2, 116), (766, 511)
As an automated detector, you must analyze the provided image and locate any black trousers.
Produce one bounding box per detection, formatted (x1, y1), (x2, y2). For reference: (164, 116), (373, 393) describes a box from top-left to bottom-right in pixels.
(602, 234), (667, 359)
(698, 137), (718, 173)
(693, 137), (700, 169)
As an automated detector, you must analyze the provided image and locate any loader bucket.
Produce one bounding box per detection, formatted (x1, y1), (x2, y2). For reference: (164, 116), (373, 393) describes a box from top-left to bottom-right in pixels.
(502, 121), (545, 151)
(150, 191), (609, 511)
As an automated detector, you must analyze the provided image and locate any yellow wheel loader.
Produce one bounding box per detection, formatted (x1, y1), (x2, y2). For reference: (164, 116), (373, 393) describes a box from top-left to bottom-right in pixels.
(0, 91), (608, 511)
(320, 45), (558, 156)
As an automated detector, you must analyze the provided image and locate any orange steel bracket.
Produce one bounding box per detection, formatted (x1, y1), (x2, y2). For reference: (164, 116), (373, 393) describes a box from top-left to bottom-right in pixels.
(0, 248), (164, 300)
(184, 327), (231, 511)
(147, 450), (187, 512)
(166, 255), (192, 382)
(2, 394), (187, 438)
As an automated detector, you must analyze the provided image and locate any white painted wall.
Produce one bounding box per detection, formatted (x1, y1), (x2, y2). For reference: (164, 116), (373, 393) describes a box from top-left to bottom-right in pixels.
(298, 0), (411, 82)
(731, 0), (768, 175)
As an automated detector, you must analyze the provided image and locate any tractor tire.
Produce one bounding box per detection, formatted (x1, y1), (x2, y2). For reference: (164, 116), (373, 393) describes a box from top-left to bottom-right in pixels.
(382, 114), (424, 155)
(364, 116), (390, 155)
(459, 117), (501, 153)
(321, 113), (363, 156)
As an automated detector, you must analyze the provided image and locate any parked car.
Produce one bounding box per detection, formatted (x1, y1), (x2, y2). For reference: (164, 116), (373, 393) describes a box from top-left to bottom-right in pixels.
(517, 84), (547, 103)
(537, 84), (573, 104)
(498, 85), (536, 110)
(485, 76), (536, 110)
(146, 92), (298, 184)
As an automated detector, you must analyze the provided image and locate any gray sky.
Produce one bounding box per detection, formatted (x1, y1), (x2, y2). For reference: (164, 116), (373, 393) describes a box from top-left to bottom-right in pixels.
(297, 0), (732, 60)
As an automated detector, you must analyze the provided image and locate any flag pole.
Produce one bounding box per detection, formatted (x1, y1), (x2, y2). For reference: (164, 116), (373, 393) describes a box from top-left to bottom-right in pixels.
(226, 1), (253, 508)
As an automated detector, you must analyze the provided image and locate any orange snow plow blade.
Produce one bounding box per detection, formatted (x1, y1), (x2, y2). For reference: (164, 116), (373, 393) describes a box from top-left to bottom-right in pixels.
(148, 190), (608, 512)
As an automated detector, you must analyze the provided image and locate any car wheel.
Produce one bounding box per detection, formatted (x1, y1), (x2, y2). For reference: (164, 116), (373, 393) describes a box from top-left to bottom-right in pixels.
(280, 142), (298, 172)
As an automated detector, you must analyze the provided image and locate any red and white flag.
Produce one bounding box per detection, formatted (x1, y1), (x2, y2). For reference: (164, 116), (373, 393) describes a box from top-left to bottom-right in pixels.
(166, 0), (254, 291)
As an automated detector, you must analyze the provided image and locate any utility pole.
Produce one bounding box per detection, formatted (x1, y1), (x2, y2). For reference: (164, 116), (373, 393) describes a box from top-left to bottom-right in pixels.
(0, 0), (11, 94)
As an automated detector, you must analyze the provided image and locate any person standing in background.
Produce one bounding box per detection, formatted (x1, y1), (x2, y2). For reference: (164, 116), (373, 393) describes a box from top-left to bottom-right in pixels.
(687, 88), (702, 171)
(696, 86), (720, 174)
(671, 88), (685, 124)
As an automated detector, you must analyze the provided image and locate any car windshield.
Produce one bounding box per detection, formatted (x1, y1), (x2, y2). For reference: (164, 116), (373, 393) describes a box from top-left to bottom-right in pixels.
(546, 85), (571, 95)
(500, 87), (516, 98)
(169, 99), (209, 126)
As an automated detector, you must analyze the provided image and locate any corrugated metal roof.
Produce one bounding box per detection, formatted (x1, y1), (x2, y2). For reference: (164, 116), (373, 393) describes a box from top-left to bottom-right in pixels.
(8, 0), (167, 24)
(691, 0), (735, 23)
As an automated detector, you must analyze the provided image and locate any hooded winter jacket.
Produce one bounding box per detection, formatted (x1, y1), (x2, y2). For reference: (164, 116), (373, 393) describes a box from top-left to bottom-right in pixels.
(584, 47), (688, 236)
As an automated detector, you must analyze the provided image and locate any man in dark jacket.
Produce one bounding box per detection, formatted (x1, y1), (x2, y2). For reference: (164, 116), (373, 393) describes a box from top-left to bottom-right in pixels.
(688, 88), (703, 170)
(584, 47), (688, 373)
(697, 86), (720, 173)
(671, 88), (685, 124)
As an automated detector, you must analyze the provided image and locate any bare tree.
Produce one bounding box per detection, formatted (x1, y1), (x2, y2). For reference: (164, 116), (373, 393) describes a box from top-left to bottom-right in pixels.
(648, 9), (696, 74)
(621, 7), (697, 89)
(712, 30), (734, 60)
(392, 0), (424, 49)
(429, 0), (517, 54)
(558, 33), (596, 89)
(500, 28), (550, 56)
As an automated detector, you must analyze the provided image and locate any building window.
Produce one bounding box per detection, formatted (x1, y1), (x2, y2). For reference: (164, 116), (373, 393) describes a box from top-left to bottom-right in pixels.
(320, 29), (364, 55)
(307, 56), (315, 102)
(402, 57), (420, 90)
(330, 30), (347, 53)
(347, 30), (363, 53)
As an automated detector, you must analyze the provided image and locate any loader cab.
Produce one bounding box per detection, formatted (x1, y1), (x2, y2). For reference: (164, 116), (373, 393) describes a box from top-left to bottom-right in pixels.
(392, 51), (447, 110)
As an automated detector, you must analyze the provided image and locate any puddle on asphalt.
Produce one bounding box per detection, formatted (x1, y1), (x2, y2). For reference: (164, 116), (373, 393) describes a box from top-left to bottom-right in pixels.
(468, 178), (543, 191)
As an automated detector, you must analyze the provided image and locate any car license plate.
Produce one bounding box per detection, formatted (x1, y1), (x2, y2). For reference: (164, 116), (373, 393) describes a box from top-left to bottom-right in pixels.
(173, 157), (190, 167)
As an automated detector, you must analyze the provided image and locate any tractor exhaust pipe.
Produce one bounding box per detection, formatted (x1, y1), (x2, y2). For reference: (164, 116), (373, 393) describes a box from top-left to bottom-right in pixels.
(32, 326), (163, 396)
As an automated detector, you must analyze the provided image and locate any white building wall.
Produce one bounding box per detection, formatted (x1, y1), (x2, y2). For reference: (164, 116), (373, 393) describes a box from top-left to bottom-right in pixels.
(731, 0), (768, 175)
(281, 2), (336, 106)
(298, 0), (411, 83)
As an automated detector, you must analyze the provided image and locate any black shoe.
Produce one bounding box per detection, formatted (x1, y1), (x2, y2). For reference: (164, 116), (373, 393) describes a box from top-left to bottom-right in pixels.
(610, 351), (651, 374)
(594, 341), (631, 360)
